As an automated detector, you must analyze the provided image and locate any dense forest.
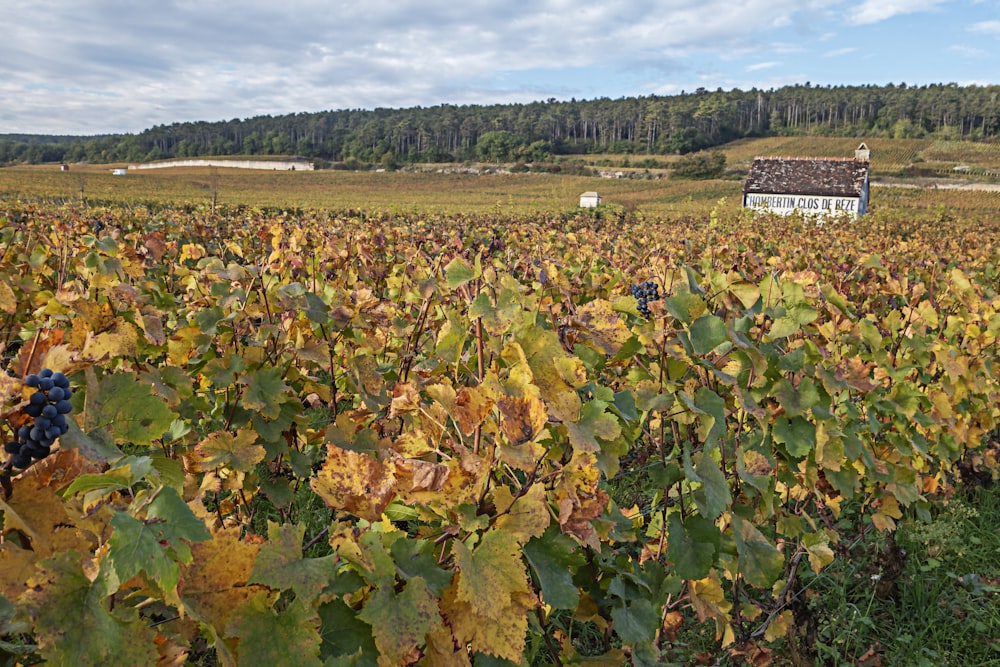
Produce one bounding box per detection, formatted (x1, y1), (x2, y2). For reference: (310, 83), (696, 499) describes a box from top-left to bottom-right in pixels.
(2, 82), (998, 167)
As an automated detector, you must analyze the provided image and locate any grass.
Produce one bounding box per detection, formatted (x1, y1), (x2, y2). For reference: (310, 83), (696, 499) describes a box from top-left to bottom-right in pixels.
(777, 484), (1000, 667)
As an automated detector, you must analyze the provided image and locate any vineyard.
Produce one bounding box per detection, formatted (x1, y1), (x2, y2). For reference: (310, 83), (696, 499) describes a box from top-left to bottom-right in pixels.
(0, 197), (998, 666)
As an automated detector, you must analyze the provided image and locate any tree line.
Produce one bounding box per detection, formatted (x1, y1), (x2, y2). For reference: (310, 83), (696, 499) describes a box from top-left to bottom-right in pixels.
(2, 82), (998, 167)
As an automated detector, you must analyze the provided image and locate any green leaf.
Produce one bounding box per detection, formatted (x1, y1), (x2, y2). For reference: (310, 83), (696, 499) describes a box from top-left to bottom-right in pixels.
(444, 256), (477, 289)
(772, 416), (816, 459)
(389, 537), (455, 597)
(667, 513), (720, 580)
(523, 529), (584, 610)
(227, 593), (323, 667)
(733, 516), (784, 588)
(689, 313), (728, 355)
(662, 288), (705, 325)
(694, 386), (727, 449)
(688, 452), (730, 521)
(241, 367), (292, 420)
(147, 486), (211, 545)
(85, 371), (177, 447)
(774, 378), (820, 418)
(611, 598), (660, 645)
(565, 399), (622, 453)
(20, 551), (158, 665)
(318, 599), (378, 665)
(249, 522), (338, 603)
(107, 512), (182, 598)
(357, 577), (440, 667)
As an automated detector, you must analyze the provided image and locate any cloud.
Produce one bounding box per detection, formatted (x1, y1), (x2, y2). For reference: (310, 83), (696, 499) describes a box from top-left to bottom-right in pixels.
(848, 0), (948, 25)
(0, 0), (993, 135)
(949, 45), (989, 57)
(970, 20), (1000, 34)
(824, 47), (857, 57)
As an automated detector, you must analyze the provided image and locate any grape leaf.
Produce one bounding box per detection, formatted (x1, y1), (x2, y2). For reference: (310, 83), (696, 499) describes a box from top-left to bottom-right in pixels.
(453, 530), (531, 622)
(441, 579), (535, 664)
(732, 516), (784, 588)
(689, 313), (728, 355)
(83, 371), (177, 446)
(318, 599), (378, 665)
(248, 522), (337, 603)
(667, 513), (720, 581)
(311, 444), (397, 521)
(494, 482), (551, 544)
(227, 593), (323, 667)
(194, 428), (267, 472)
(240, 367), (293, 420)
(179, 525), (263, 634)
(610, 597), (660, 645)
(444, 257), (475, 288)
(687, 453), (731, 521)
(107, 511), (184, 601)
(574, 299), (632, 356)
(19, 551), (158, 665)
(523, 528), (584, 610)
(357, 577), (441, 667)
(565, 399), (622, 453)
(0, 278), (16, 314)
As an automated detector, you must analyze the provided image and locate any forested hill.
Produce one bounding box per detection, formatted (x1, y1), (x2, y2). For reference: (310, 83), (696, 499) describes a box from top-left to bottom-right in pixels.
(3, 82), (998, 166)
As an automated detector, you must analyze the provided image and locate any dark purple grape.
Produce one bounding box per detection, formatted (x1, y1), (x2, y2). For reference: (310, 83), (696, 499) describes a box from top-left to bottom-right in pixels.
(25, 403), (43, 418)
(39, 368), (53, 379)
(10, 453), (31, 469)
(4, 441), (21, 454)
(38, 378), (54, 391)
(47, 386), (65, 402)
(52, 372), (68, 388)
(44, 427), (61, 440)
(52, 414), (67, 428)
(25, 374), (40, 387)
(17, 425), (30, 441)
(42, 404), (58, 419)
(29, 391), (46, 406)
(35, 417), (52, 431)
(56, 400), (73, 414)
(30, 427), (43, 441)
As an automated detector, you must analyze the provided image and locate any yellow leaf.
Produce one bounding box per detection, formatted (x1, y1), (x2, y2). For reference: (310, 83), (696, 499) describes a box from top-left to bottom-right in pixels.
(573, 299), (632, 356)
(497, 393), (547, 446)
(764, 609), (795, 643)
(179, 525), (263, 633)
(311, 445), (397, 521)
(0, 278), (16, 314)
(389, 382), (421, 418)
(494, 483), (551, 543)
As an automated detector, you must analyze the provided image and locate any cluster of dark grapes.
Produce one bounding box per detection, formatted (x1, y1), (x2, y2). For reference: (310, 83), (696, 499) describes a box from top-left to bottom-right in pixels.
(4, 369), (72, 470)
(631, 281), (661, 318)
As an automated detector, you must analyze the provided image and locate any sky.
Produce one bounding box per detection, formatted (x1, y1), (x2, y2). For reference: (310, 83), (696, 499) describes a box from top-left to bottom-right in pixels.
(3, 0), (999, 136)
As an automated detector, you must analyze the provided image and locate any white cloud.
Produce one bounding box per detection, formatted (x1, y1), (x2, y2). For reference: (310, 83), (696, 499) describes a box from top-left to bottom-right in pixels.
(848, 0), (948, 25)
(824, 47), (857, 57)
(0, 0), (995, 134)
(970, 20), (1000, 34)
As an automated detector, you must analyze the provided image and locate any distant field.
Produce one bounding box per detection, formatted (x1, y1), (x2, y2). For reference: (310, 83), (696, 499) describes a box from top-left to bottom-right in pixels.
(2, 137), (999, 215)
